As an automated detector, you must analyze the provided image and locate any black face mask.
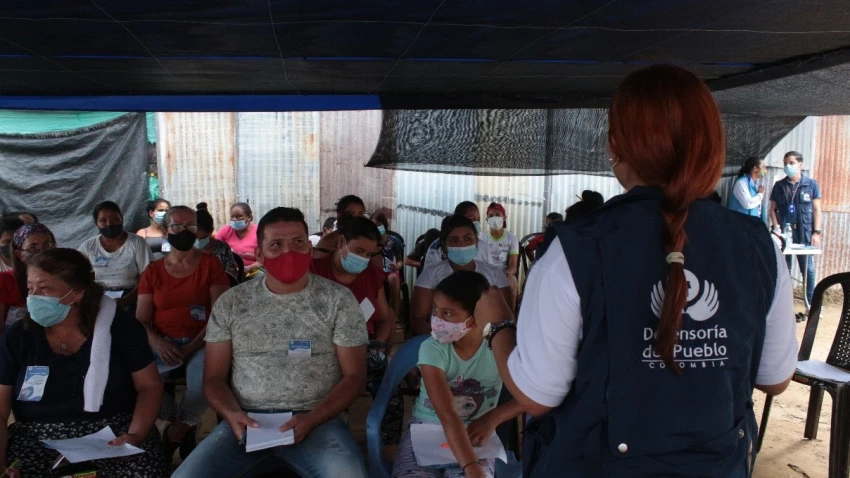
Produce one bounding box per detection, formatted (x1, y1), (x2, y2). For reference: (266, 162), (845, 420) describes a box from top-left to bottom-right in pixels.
(0, 245), (9, 258)
(99, 224), (124, 239)
(168, 230), (197, 252)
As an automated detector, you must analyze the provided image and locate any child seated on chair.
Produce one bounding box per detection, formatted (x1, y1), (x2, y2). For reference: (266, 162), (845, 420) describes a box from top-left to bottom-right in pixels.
(392, 270), (523, 478)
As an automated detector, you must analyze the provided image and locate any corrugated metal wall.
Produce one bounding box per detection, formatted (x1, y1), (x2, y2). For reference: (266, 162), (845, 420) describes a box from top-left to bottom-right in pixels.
(157, 112), (236, 229)
(812, 116), (850, 279)
(155, 111), (849, 283)
(236, 112), (322, 230)
(319, 111), (393, 223)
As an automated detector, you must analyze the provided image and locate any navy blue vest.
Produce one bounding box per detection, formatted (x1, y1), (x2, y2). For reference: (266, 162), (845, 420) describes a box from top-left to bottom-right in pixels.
(772, 176), (817, 244)
(523, 187), (777, 477)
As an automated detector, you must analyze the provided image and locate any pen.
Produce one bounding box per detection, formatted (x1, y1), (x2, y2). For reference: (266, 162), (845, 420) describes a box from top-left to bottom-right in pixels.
(440, 442), (450, 449)
(2, 459), (20, 476)
(52, 454), (66, 470)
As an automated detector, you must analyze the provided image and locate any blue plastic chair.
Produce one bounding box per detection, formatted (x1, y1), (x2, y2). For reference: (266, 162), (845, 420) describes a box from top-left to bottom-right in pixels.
(366, 334), (521, 478)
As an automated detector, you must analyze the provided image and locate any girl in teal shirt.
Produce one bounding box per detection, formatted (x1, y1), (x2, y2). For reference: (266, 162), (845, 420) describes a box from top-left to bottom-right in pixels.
(392, 271), (522, 478)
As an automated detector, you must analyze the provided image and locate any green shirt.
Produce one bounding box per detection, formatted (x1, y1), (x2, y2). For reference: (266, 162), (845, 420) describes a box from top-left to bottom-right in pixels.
(413, 337), (503, 423)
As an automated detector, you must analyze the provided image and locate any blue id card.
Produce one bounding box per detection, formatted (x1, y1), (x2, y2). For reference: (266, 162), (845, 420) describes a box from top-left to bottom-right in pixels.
(189, 305), (206, 322)
(18, 366), (49, 402)
(288, 340), (311, 359)
(93, 256), (109, 267)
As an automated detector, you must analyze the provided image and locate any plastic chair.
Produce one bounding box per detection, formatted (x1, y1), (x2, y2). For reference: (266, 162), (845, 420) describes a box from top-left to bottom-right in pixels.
(366, 335), (522, 478)
(757, 272), (850, 478)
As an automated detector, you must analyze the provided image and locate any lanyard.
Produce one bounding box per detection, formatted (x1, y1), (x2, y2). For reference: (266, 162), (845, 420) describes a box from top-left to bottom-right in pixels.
(786, 180), (802, 205)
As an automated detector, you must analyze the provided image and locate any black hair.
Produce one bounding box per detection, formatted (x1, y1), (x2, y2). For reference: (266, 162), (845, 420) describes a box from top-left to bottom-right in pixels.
(737, 156), (764, 178)
(439, 215), (477, 250)
(784, 151), (804, 163)
(580, 190), (605, 208)
(566, 199), (602, 222)
(453, 201), (479, 217)
(338, 216), (381, 243)
(231, 202), (253, 217)
(322, 217), (337, 230)
(196, 202), (214, 233)
(147, 198), (171, 213)
(336, 195), (365, 213)
(257, 207), (308, 243)
(0, 216), (24, 235)
(434, 270), (491, 316)
(372, 212), (389, 230)
(546, 212), (564, 222)
(92, 201), (122, 223)
(25, 248), (103, 336)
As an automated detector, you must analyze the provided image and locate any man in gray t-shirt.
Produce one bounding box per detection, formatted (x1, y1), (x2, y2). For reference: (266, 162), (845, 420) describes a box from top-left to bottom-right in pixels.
(174, 207), (369, 478)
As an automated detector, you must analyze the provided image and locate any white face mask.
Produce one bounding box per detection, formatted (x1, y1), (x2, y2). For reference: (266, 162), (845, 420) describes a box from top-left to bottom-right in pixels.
(487, 216), (504, 231)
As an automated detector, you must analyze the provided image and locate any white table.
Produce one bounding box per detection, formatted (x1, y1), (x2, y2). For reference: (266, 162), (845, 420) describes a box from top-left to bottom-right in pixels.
(783, 245), (822, 310)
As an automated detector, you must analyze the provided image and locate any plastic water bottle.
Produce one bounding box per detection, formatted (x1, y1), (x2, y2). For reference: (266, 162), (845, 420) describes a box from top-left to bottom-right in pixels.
(783, 223), (793, 244)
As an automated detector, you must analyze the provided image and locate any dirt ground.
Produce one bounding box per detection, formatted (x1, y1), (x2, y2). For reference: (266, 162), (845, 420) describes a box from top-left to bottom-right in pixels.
(752, 295), (843, 478)
(183, 299), (840, 476)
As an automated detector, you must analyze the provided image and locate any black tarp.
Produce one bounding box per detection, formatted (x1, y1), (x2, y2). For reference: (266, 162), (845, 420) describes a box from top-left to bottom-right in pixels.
(366, 109), (803, 176)
(0, 113), (148, 247)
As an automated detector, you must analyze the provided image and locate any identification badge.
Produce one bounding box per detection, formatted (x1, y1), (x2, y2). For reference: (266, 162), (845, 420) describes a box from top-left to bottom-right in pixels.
(288, 340), (311, 359)
(788, 204), (796, 215)
(18, 366), (49, 402)
(161, 240), (172, 253)
(189, 305), (206, 322)
(92, 256), (109, 267)
(802, 192), (811, 202)
(499, 252), (508, 263)
(6, 306), (25, 326)
(360, 298), (375, 322)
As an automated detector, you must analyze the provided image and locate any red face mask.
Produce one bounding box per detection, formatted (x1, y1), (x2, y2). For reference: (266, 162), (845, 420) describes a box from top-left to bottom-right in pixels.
(263, 250), (312, 284)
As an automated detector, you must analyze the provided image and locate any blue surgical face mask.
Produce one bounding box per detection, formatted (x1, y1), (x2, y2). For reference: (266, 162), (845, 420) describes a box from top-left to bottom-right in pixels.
(194, 237), (210, 250)
(784, 164), (798, 179)
(377, 225), (386, 236)
(27, 289), (74, 328)
(447, 245), (477, 266)
(341, 243), (370, 274)
(473, 221), (481, 234)
(230, 220), (247, 231)
(153, 211), (166, 225)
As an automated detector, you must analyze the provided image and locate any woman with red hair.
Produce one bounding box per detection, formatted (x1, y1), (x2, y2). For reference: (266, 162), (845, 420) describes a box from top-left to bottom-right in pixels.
(475, 65), (797, 476)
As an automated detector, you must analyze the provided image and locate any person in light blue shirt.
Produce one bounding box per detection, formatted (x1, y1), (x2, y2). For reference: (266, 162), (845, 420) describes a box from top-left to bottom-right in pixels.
(728, 157), (766, 217)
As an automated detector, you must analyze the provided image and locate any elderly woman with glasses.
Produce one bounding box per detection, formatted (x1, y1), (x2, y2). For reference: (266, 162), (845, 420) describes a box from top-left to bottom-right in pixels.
(136, 206), (230, 463)
(0, 223), (56, 331)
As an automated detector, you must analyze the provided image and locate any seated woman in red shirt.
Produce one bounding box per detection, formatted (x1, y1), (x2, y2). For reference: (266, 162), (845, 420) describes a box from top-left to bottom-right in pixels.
(214, 202), (260, 274)
(136, 206), (229, 462)
(309, 217), (402, 451)
(1, 223), (57, 331)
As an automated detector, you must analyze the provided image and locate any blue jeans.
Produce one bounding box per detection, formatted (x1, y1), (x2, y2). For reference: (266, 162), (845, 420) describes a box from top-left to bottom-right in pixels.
(172, 416), (368, 478)
(156, 337), (207, 426)
(787, 229), (816, 305)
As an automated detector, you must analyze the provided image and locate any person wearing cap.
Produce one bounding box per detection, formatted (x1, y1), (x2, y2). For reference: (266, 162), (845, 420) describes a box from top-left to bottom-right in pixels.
(481, 203), (519, 302)
(474, 66), (797, 476)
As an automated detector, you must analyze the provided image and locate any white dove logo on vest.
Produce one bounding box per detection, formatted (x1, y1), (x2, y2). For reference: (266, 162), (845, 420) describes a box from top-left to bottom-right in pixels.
(650, 269), (719, 321)
(644, 270), (728, 370)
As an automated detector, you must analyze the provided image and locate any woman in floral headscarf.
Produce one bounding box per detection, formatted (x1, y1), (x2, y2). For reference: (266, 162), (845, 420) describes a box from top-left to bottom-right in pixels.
(0, 223), (56, 330)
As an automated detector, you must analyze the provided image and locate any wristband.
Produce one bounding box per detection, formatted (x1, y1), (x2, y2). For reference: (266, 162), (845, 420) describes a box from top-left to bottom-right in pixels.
(462, 461), (480, 471)
(483, 320), (517, 349)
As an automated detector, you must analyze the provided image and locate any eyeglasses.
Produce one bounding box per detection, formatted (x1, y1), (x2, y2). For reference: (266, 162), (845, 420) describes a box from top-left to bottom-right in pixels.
(21, 242), (56, 256)
(166, 224), (198, 234)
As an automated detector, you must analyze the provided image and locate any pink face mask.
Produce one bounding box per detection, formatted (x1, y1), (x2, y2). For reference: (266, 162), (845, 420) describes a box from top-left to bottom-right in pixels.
(430, 315), (472, 344)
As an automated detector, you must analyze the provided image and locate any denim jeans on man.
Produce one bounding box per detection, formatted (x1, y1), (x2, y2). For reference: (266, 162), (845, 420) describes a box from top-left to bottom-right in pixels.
(172, 415), (368, 478)
(155, 337), (207, 425)
(786, 228), (816, 305)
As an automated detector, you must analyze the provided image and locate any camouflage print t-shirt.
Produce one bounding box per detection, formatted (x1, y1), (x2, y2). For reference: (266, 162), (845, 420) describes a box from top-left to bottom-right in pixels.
(206, 274), (369, 410)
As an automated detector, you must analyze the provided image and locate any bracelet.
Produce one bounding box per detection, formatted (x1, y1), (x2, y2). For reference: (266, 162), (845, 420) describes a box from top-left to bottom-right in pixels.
(462, 461), (480, 471)
(484, 320), (517, 349)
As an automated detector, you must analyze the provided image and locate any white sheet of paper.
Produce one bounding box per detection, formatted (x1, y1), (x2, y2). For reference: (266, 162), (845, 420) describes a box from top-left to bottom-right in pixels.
(360, 298), (375, 322)
(246, 412), (295, 452)
(410, 422), (507, 466)
(156, 360), (183, 374)
(104, 290), (124, 300)
(41, 426), (144, 463)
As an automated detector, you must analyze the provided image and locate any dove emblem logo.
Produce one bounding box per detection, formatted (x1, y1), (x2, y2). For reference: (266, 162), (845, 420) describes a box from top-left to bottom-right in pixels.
(650, 269), (720, 322)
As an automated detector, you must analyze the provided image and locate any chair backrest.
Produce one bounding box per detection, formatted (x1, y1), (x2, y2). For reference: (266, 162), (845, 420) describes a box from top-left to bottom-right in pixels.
(798, 272), (850, 370)
(232, 253), (245, 283)
(367, 334), (428, 478)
